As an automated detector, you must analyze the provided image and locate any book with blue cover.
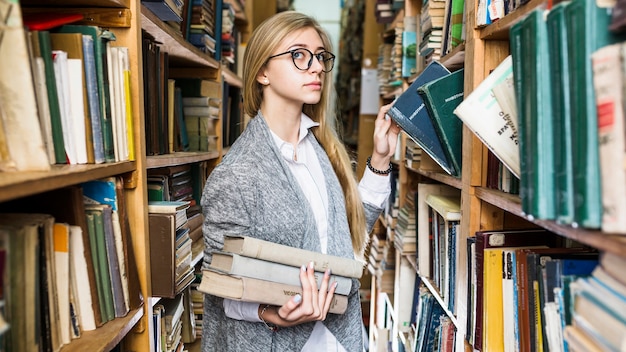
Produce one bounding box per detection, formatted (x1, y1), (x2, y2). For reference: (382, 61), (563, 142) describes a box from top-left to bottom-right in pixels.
(388, 61), (454, 175)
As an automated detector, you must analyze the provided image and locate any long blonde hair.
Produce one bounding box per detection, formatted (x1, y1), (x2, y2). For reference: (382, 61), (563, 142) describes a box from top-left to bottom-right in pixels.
(242, 11), (369, 256)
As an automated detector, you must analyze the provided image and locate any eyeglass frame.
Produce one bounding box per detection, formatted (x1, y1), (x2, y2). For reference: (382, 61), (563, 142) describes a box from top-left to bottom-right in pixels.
(266, 48), (336, 73)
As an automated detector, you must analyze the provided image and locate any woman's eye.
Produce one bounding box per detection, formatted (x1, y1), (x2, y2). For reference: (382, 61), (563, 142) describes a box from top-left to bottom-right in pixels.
(292, 51), (305, 60)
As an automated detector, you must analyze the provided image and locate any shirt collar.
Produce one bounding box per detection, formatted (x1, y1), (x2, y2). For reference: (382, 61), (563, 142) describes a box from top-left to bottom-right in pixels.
(270, 113), (320, 162)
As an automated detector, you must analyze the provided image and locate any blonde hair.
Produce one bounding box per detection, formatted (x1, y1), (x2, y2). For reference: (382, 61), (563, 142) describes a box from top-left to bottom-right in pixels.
(242, 11), (369, 256)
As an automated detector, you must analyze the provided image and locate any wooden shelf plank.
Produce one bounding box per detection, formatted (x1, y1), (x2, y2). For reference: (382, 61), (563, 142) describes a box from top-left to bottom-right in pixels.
(223, 67), (243, 88)
(146, 151), (220, 169)
(405, 161), (462, 189)
(0, 162), (136, 203)
(141, 5), (219, 68)
(478, 0), (544, 40)
(475, 187), (626, 256)
(61, 306), (144, 352)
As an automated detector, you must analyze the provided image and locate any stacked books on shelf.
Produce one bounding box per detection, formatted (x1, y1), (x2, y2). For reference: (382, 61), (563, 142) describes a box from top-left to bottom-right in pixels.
(142, 0), (184, 23)
(465, 228), (598, 352)
(0, 177), (142, 351)
(419, 0), (446, 64)
(153, 291), (193, 352)
(220, 1), (237, 68)
(148, 200), (195, 298)
(177, 78), (222, 153)
(564, 252), (626, 351)
(198, 235), (365, 314)
(389, 60), (464, 177)
(188, 0), (218, 55)
(8, 14), (136, 168)
(394, 190), (417, 254)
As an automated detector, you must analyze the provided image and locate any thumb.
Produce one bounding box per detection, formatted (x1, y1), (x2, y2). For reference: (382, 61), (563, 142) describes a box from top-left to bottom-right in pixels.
(278, 294), (303, 318)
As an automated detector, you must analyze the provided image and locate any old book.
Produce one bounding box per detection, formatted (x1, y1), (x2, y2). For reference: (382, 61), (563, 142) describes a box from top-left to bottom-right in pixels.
(198, 268), (348, 314)
(546, 2), (575, 225)
(0, 1), (50, 171)
(84, 206), (114, 322)
(564, 0), (626, 228)
(591, 43), (626, 234)
(175, 78), (222, 98)
(35, 30), (67, 164)
(388, 61), (455, 175)
(209, 252), (353, 295)
(222, 235), (364, 279)
(53, 223), (71, 346)
(149, 213), (177, 298)
(417, 68), (464, 177)
(68, 224), (97, 332)
(57, 25), (117, 162)
(416, 183), (460, 278)
(511, 8), (556, 221)
(453, 56), (520, 178)
(50, 32), (93, 164)
(0, 213), (54, 352)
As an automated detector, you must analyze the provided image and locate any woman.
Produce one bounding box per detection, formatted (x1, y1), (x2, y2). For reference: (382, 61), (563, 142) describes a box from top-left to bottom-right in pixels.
(201, 10), (400, 351)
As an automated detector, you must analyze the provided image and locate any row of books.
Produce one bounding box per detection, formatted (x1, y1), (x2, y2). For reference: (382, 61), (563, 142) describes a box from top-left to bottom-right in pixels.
(452, 0), (626, 233)
(0, 177), (142, 351)
(198, 235), (365, 315)
(0, 8), (136, 172)
(465, 228), (604, 352)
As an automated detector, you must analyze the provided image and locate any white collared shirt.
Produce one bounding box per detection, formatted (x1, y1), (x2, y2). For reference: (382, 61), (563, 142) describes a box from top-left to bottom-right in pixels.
(223, 113), (390, 351)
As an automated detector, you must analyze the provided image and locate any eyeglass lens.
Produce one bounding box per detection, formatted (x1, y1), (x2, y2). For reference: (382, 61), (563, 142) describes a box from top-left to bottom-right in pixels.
(291, 49), (334, 72)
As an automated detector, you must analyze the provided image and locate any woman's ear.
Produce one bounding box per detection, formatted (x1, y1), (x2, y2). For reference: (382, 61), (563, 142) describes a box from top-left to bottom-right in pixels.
(256, 70), (269, 86)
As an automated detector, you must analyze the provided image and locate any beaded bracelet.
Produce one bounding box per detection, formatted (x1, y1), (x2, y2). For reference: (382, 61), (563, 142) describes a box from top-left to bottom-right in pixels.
(260, 304), (279, 332)
(366, 156), (393, 175)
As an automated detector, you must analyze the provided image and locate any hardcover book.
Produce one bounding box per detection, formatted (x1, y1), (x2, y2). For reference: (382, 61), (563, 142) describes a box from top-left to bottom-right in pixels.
(453, 56), (521, 179)
(222, 235), (364, 279)
(388, 61), (455, 175)
(209, 251), (353, 295)
(417, 68), (464, 177)
(198, 268), (348, 314)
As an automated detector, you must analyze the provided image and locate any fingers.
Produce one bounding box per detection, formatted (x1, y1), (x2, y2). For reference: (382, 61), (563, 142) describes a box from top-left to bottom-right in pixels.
(277, 262), (334, 325)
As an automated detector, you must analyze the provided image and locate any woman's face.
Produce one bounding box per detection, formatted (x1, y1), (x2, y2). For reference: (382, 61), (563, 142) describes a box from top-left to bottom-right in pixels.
(259, 27), (328, 108)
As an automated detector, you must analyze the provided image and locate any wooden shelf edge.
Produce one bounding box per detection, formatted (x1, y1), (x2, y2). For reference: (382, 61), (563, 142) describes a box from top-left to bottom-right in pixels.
(478, 0), (544, 40)
(141, 5), (219, 69)
(412, 167), (462, 189)
(61, 306), (144, 352)
(146, 151), (220, 169)
(0, 162), (136, 203)
(474, 187), (626, 255)
(222, 67), (243, 88)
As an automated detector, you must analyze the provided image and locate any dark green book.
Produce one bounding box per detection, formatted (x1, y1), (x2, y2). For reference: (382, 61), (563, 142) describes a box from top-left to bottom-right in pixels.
(388, 61), (454, 175)
(417, 68), (465, 178)
(565, 0), (626, 228)
(37, 31), (66, 164)
(85, 206), (115, 322)
(510, 9), (556, 221)
(546, 2), (575, 225)
(57, 25), (117, 163)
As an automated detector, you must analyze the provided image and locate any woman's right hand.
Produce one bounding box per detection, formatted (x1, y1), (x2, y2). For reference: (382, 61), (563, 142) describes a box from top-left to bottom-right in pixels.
(259, 262), (338, 328)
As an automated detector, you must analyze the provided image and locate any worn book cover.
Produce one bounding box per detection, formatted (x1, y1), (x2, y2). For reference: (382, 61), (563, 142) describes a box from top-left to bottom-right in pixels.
(418, 68), (464, 177)
(388, 61), (454, 175)
(198, 268), (348, 314)
(222, 235), (364, 279)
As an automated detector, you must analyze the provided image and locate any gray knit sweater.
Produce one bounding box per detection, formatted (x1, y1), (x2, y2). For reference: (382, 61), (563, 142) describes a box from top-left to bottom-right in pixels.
(200, 113), (382, 351)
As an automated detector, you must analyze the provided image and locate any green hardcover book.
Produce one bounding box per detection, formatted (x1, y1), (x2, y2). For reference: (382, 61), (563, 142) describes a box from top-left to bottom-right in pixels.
(449, 0), (465, 47)
(85, 206), (115, 322)
(546, 2), (575, 225)
(85, 211), (108, 324)
(37, 31), (66, 164)
(510, 9), (556, 221)
(417, 68), (464, 178)
(565, 0), (626, 228)
(57, 25), (117, 163)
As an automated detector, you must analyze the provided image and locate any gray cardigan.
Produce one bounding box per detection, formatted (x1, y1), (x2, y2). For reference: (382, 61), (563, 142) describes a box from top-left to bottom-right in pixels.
(200, 113), (382, 352)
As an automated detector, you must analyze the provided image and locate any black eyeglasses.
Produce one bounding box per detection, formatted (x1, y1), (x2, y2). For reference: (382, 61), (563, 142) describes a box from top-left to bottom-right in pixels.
(267, 48), (336, 73)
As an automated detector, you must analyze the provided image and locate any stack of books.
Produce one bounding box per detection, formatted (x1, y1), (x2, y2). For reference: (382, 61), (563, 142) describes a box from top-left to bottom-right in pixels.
(182, 92), (221, 153)
(198, 235), (365, 314)
(148, 201), (195, 297)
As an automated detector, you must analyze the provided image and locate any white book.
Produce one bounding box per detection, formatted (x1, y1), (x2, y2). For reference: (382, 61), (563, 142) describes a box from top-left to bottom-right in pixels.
(591, 43), (626, 234)
(53, 50), (77, 164)
(453, 56), (521, 178)
(67, 58), (88, 164)
(69, 225), (97, 331)
(31, 56), (55, 163)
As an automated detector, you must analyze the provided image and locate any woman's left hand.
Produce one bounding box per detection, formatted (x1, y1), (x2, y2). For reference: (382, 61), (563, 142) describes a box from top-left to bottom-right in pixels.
(370, 103), (401, 170)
